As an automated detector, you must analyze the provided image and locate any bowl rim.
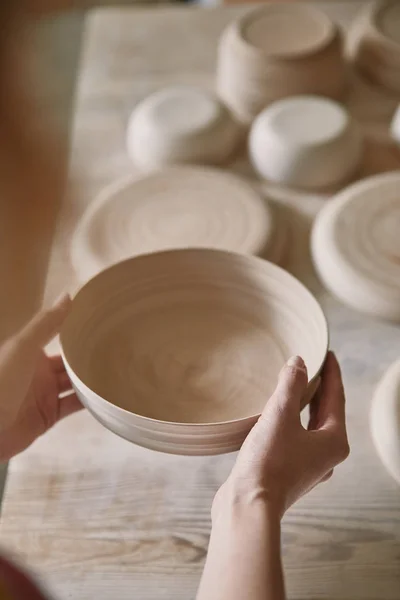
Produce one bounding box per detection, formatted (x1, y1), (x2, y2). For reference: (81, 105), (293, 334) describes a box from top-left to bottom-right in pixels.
(230, 4), (338, 62)
(61, 247), (329, 428)
(366, 0), (400, 53)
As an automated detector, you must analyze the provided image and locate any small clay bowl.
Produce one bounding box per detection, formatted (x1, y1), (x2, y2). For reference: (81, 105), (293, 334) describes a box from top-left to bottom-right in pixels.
(216, 4), (346, 123)
(126, 85), (241, 170)
(249, 96), (362, 189)
(351, 0), (400, 94)
(60, 249), (328, 456)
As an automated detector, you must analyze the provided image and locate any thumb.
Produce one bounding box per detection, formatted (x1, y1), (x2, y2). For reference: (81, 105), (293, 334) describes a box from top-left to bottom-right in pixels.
(15, 294), (71, 350)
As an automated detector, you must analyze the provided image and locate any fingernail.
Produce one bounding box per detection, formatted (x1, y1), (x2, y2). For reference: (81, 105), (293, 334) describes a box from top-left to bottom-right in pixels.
(286, 356), (305, 369)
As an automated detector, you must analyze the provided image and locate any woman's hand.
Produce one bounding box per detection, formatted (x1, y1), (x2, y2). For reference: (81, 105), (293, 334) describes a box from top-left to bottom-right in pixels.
(0, 294), (82, 462)
(215, 352), (349, 520)
(197, 353), (349, 600)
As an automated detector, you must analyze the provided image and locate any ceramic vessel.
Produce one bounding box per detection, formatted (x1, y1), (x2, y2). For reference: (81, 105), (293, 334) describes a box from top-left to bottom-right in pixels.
(61, 248), (328, 455)
(71, 167), (285, 282)
(126, 85), (241, 169)
(249, 96), (362, 189)
(311, 171), (400, 321)
(351, 0), (400, 94)
(216, 4), (346, 123)
(390, 104), (400, 145)
(370, 358), (400, 485)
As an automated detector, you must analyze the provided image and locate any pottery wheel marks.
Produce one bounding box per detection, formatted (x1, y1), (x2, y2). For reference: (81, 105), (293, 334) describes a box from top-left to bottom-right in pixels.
(71, 167), (277, 282)
(371, 358), (400, 485)
(311, 171), (400, 321)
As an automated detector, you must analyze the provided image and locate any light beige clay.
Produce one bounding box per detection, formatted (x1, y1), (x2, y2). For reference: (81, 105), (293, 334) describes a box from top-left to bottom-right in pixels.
(352, 1), (400, 93)
(249, 96), (362, 189)
(311, 172), (400, 321)
(60, 248), (328, 455)
(126, 85), (241, 169)
(71, 167), (284, 282)
(216, 4), (346, 123)
(370, 358), (400, 485)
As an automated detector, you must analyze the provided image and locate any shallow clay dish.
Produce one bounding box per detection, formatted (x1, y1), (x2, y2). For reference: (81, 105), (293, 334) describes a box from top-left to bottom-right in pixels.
(351, 1), (400, 93)
(71, 167), (282, 282)
(370, 358), (400, 485)
(311, 171), (400, 321)
(126, 85), (241, 169)
(216, 4), (346, 123)
(61, 249), (328, 455)
(249, 96), (362, 189)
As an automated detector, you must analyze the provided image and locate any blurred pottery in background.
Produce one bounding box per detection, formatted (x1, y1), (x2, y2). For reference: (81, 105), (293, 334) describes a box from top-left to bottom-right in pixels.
(249, 96), (362, 189)
(216, 3), (346, 123)
(311, 171), (400, 321)
(351, 0), (400, 94)
(126, 86), (242, 170)
(71, 167), (287, 282)
(370, 358), (400, 485)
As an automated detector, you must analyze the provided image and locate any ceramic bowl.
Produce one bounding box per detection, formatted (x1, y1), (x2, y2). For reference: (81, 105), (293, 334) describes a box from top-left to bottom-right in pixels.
(351, 0), (400, 94)
(126, 85), (241, 170)
(216, 4), (346, 123)
(311, 171), (400, 321)
(249, 96), (362, 189)
(61, 249), (328, 455)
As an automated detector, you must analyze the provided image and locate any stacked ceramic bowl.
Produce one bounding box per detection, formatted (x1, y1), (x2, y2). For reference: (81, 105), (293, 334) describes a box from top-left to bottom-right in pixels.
(216, 3), (346, 123)
(352, 0), (400, 94)
(61, 249), (328, 455)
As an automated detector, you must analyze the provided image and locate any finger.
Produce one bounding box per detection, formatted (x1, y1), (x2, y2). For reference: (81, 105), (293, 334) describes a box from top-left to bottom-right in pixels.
(315, 351), (346, 432)
(57, 371), (73, 394)
(308, 383), (322, 431)
(56, 392), (83, 422)
(266, 355), (308, 419)
(320, 469), (334, 483)
(50, 355), (66, 373)
(16, 294), (71, 349)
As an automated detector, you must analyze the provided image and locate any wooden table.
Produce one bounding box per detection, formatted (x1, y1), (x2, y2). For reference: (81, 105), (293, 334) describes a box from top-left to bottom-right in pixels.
(1, 3), (400, 599)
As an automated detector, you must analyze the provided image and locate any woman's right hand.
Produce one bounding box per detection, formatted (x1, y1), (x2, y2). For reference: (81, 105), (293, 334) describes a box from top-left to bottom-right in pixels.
(214, 352), (350, 521)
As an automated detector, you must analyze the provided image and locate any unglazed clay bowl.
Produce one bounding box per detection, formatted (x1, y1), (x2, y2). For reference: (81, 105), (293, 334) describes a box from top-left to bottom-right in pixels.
(216, 4), (346, 123)
(126, 85), (241, 169)
(60, 249), (328, 455)
(249, 96), (362, 189)
(351, 0), (400, 94)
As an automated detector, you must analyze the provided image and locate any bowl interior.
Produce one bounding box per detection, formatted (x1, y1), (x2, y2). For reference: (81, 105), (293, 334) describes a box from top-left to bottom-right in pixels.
(61, 249), (328, 425)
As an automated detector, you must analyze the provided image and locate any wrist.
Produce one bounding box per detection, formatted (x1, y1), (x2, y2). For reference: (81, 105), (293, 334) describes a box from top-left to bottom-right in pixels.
(212, 478), (282, 530)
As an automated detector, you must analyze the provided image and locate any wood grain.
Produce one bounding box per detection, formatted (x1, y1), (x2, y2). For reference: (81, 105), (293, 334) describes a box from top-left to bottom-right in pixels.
(0, 3), (399, 600)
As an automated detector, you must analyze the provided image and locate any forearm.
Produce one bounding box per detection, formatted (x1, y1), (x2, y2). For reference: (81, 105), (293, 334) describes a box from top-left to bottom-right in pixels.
(197, 492), (285, 600)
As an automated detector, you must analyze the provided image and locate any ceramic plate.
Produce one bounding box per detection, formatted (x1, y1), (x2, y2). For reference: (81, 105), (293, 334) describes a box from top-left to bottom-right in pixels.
(71, 167), (276, 282)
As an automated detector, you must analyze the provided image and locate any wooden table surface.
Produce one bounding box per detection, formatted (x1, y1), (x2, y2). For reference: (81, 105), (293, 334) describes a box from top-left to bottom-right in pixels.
(1, 3), (400, 599)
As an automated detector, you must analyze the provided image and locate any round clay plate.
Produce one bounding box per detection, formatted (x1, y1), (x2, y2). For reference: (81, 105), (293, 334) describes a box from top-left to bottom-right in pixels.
(371, 358), (400, 485)
(71, 167), (276, 282)
(311, 172), (400, 321)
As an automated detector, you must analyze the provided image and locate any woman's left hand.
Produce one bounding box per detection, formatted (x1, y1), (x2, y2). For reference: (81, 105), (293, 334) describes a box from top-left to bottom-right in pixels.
(0, 294), (82, 462)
